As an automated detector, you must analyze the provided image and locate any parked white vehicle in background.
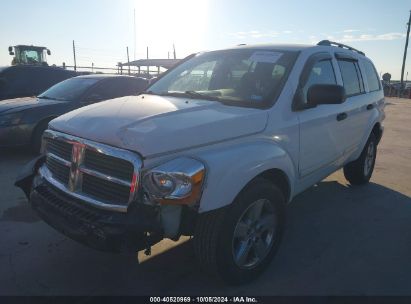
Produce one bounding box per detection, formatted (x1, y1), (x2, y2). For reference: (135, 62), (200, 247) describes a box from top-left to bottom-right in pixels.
(16, 40), (385, 284)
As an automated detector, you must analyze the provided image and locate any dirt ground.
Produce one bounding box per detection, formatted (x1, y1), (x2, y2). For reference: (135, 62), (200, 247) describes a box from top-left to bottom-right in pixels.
(0, 97), (410, 295)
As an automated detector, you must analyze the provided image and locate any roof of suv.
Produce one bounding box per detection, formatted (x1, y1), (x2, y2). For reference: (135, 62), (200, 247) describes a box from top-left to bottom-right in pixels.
(220, 41), (366, 57)
(227, 43), (313, 52)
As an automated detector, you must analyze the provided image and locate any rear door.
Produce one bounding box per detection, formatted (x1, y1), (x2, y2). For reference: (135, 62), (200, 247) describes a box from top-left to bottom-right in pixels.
(360, 58), (383, 139)
(297, 53), (347, 177)
(334, 53), (369, 159)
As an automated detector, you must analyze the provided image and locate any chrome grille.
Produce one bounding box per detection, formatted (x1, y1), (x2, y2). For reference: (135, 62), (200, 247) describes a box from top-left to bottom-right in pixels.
(46, 157), (70, 185)
(82, 174), (130, 205)
(84, 149), (134, 180)
(40, 130), (142, 213)
(45, 138), (72, 161)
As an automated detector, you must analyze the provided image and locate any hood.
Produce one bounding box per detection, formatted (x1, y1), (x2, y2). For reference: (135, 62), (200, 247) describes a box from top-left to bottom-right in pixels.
(50, 95), (269, 157)
(0, 97), (66, 114)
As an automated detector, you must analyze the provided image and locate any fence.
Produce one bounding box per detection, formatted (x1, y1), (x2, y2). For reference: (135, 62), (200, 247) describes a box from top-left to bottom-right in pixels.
(383, 83), (411, 99)
(60, 64), (162, 78)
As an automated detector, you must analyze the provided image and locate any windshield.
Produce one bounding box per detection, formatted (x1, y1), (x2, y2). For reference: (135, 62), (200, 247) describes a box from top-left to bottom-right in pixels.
(148, 49), (298, 107)
(38, 78), (99, 101)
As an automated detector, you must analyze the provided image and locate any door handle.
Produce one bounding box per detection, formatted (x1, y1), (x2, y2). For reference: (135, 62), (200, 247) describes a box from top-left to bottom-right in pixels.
(336, 112), (348, 121)
(366, 104), (374, 110)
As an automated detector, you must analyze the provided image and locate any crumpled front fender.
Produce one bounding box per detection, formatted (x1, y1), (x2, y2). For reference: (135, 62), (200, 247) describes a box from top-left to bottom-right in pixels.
(14, 155), (46, 199)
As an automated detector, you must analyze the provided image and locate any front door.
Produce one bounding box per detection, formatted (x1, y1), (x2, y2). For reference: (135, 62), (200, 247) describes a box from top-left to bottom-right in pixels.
(297, 54), (347, 178)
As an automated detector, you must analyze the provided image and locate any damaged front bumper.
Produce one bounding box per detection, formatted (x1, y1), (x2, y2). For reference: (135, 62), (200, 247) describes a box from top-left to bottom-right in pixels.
(15, 157), (164, 254)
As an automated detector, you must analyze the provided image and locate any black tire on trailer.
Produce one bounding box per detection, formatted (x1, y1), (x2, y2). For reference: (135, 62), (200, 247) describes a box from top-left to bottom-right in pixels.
(343, 132), (377, 185)
(193, 177), (285, 285)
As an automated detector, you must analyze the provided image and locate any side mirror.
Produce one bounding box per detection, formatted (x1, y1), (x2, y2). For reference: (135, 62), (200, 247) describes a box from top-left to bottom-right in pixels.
(47, 49), (51, 55)
(8, 46), (12, 52)
(307, 84), (346, 107)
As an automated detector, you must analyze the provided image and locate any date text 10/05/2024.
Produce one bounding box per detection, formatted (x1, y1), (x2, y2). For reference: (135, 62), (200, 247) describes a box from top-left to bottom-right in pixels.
(149, 297), (258, 303)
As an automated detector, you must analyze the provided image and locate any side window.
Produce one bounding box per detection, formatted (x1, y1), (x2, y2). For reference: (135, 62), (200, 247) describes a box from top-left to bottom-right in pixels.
(303, 59), (336, 102)
(110, 78), (135, 97)
(87, 78), (144, 100)
(337, 60), (365, 96)
(86, 79), (118, 100)
(363, 60), (381, 92)
(113, 78), (148, 96)
(128, 78), (149, 94)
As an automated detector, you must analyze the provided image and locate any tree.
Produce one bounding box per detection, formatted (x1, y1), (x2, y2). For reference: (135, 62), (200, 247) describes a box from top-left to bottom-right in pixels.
(382, 73), (391, 83)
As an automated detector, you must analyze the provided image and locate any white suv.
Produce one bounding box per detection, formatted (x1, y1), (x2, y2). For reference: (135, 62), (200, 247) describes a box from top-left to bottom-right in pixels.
(16, 40), (385, 284)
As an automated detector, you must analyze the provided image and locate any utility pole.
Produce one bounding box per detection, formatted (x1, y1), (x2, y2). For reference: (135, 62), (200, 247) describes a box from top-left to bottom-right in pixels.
(173, 43), (176, 59)
(400, 10), (411, 88)
(72, 40), (77, 71)
(146, 46), (149, 76)
(126, 46), (130, 75)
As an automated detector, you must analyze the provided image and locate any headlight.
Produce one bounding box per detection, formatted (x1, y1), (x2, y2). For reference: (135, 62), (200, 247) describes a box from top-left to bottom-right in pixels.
(0, 112), (23, 127)
(143, 157), (206, 205)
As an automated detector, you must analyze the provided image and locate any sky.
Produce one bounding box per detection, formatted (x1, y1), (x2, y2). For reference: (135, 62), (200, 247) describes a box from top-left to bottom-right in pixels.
(0, 0), (410, 79)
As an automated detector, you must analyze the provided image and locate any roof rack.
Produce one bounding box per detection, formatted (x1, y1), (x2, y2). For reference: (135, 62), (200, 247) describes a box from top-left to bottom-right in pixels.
(317, 40), (365, 56)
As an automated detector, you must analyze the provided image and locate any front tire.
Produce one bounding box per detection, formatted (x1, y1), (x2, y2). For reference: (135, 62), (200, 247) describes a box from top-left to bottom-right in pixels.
(343, 133), (377, 185)
(194, 178), (285, 285)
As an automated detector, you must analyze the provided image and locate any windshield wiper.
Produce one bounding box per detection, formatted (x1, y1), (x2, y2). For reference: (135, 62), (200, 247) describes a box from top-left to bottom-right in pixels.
(139, 90), (157, 95)
(38, 95), (53, 100)
(159, 91), (222, 102)
(185, 91), (219, 99)
(38, 95), (67, 101)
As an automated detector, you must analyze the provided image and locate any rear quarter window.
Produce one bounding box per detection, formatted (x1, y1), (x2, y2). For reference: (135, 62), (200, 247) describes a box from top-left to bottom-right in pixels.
(363, 60), (381, 92)
(337, 60), (365, 96)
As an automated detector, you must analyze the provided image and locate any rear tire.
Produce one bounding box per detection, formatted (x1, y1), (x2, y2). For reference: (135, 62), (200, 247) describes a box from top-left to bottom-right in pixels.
(31, 120), (50, 154)
(194, 178), (285, 285)
(343, 133), (377, 185)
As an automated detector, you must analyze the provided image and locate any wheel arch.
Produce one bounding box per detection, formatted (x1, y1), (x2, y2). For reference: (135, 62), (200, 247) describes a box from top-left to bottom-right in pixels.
(371, 122), (383, 145)
(258, 168), (291, 202)
(31, 116), (57, 140)
(197, 141), (296, 213)
(349, 118), (383, 163)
